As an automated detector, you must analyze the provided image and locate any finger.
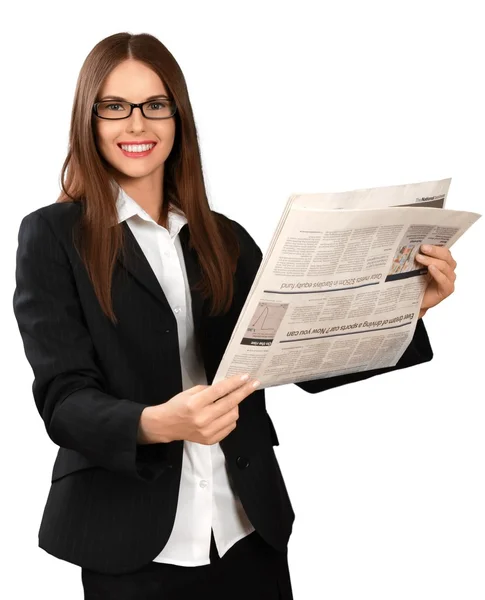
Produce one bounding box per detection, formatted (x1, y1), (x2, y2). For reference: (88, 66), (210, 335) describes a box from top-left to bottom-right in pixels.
(207, 379), (259, 420)
(420, 244), (456, 268)
(428, 263), (455, 298)
(187, 384), (209, 395)
(195, 373), (251, 407)
(415, 254), (456, 282)
(204, 405), (240, 439)
(205, 421), (237, 445)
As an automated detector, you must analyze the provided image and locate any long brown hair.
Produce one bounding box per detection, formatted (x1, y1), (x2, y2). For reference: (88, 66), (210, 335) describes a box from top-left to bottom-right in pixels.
(57, 32), (240, 325)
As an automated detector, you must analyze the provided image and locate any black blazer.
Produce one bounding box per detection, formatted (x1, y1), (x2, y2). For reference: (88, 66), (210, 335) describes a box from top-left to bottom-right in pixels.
(12, 201), (433, 575)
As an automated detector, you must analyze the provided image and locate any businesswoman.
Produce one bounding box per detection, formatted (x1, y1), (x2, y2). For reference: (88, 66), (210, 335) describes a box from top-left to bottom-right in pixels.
(12, 32), (457, 599)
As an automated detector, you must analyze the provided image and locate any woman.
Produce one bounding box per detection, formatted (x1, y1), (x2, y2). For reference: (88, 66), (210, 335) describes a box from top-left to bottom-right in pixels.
(12, 32), (457, 599)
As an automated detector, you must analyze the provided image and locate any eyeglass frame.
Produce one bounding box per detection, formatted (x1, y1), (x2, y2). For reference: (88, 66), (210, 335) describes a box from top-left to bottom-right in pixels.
(92, 98), (177, 120)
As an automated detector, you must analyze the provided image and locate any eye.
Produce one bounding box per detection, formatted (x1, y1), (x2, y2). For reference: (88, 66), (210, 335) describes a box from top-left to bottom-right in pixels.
(147, 101), (166, 110)
(106, 103), (124, 111)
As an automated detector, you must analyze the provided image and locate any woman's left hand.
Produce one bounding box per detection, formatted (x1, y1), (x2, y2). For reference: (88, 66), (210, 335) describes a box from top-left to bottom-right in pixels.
(414, 244), (457, 319)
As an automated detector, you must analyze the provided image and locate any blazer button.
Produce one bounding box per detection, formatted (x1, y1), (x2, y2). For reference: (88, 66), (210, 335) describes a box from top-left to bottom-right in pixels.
(165, 329), (170, 333)
(236, 456), (250, 469)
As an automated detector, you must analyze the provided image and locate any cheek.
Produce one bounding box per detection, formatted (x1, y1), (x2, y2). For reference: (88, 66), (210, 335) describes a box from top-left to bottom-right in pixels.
(95, 125), (121, 161)
(158, 120), (176, 142)
(158, 122), (176, 153)
(95, 122), (117, 148)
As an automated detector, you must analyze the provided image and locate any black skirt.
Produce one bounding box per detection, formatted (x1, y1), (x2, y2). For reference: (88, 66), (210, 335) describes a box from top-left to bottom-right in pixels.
(81, 529), (293, 599)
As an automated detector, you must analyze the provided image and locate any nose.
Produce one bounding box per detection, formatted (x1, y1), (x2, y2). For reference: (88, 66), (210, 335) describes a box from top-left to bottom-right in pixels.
(127, 106), (146, 131)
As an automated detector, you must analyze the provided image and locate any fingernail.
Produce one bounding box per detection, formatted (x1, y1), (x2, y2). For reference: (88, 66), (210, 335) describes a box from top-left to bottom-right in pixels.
(251, 380), (261, 389)
(421, 244), (432, 252)
(240, 373), (250, 381)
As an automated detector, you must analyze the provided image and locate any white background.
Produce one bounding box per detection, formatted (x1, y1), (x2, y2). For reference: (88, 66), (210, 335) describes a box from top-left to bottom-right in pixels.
(2, 1), (484, 598)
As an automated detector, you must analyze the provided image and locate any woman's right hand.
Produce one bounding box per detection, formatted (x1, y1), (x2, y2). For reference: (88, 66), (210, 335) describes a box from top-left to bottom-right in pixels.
(137, 373), (260, 445)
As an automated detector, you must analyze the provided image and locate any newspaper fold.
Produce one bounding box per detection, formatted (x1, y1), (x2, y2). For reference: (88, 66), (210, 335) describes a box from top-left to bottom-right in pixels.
(213, 179), (481, 389)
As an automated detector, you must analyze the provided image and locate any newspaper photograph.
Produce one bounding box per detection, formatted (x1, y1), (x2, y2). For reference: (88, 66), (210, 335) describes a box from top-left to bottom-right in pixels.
(213, 179), (481, 389)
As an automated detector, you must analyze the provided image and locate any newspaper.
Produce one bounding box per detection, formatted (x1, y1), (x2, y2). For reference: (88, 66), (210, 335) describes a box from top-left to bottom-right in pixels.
(213, 179), (481, 389)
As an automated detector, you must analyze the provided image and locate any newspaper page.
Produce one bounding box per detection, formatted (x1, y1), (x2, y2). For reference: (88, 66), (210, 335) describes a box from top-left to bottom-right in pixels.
(289, 177), (451, 210)
(213, 180), (480, 389)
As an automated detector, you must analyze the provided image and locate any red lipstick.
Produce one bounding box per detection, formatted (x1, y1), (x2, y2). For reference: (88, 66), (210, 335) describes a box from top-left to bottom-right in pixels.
(117, 141), (157, 158)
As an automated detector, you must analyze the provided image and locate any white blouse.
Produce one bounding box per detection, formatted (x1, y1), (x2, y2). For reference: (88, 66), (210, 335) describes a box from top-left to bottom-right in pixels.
(115, 184), (255, 566)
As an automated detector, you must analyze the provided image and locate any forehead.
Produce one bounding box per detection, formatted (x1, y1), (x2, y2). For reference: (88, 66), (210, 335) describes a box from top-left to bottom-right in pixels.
(98, 59), (168, 101)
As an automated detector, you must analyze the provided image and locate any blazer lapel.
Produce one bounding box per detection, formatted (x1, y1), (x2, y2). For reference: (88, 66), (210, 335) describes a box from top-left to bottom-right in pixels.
(117, 221), (206, 344)
(117, 220), (171, 309)
(178, 224), (206, 344)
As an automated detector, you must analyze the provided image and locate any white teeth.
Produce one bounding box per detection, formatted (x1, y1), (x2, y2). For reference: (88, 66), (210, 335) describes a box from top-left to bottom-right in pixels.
(120, 143), (155, 152)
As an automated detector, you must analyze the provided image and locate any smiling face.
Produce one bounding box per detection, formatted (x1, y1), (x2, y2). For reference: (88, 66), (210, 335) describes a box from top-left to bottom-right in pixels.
(93, 59), (176, 189)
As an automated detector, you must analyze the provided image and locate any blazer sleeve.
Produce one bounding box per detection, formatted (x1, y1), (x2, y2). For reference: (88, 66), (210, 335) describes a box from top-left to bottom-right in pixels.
(12, 211), (168, 482)
(232, 217), (434, 395)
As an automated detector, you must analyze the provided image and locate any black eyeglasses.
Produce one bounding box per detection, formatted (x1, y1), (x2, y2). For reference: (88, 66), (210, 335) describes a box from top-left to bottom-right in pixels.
(92, 98), (177, 120)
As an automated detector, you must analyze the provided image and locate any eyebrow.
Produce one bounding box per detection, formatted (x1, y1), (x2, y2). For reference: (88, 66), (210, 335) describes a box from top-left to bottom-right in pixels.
(99, 94), (169, 102)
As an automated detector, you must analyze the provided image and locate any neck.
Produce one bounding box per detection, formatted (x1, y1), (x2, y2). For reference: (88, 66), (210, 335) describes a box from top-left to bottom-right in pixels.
(115, 168), (165, 223)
